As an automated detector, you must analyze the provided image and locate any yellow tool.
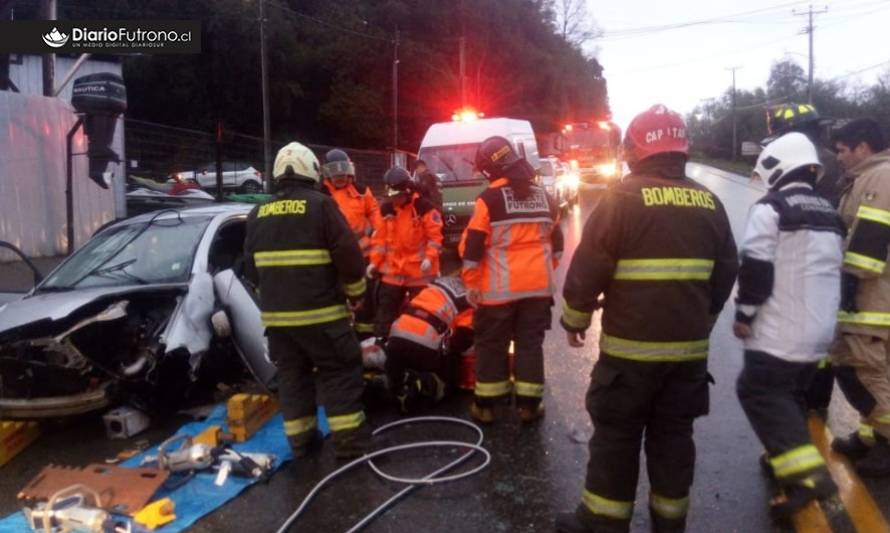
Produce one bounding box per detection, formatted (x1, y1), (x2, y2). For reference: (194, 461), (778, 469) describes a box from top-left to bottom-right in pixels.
(193, 425), (221, 448)
(133, 498), (176, 530)
(0, 420), (40, 468)
(226, 394), (278, 443)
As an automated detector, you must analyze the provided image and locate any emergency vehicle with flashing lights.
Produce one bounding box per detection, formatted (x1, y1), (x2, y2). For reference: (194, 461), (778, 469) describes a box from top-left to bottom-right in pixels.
(560, 120), (622, 187)
(417, 111), (541, 247)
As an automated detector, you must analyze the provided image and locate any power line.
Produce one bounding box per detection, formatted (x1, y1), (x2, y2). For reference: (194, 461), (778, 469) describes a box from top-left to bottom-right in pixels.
(829, 59), (890, 81)
(266, 0), (393, 43)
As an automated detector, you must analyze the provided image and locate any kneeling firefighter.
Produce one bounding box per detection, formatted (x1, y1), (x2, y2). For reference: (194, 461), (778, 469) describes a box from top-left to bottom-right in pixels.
(243, 142), (371, 459)
(385, 276), (475, 413)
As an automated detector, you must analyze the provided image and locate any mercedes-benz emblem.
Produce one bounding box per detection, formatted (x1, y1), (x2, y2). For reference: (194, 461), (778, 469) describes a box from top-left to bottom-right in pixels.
(445, 214), (458, 225)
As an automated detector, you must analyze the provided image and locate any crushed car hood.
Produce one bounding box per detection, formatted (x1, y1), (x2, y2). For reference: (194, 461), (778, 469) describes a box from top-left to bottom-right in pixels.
(0, 284), (187, 336)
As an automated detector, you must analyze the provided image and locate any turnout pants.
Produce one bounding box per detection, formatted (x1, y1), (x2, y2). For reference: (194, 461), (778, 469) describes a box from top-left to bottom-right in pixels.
(353, 273), (377, 340)
(374, 282), (423, 339)
(577, 354), (710, 532)
(737, 351), (827, 487)
(473, 297), (552, 409)
(267, 319), (369, 451)
(832, 332), (890, 442)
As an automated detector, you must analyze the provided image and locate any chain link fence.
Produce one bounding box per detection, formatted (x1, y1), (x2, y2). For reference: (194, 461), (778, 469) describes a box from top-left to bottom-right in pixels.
(125, 119), (414, 195)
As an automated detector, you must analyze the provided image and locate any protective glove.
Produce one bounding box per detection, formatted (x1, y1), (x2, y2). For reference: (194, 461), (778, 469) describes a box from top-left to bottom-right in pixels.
(420, 258), (432, 273)
(366, 263), (378, 278)
(466, 288), (482, 307)
(841, 272), (859, 313)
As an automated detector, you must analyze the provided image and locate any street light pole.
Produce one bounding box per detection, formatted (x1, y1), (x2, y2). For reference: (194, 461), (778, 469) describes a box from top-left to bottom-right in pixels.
(727, 66), (741, 161)
(259, 0), (272, 191)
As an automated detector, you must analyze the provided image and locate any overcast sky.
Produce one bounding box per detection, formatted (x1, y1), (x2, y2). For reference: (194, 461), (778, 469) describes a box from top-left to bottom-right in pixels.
(586, 0), (889, 130)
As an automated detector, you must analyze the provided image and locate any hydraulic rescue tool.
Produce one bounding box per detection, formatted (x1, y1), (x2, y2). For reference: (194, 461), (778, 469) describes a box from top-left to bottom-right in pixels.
(140, 434), (274, 488)
(23, 484), (147, 533)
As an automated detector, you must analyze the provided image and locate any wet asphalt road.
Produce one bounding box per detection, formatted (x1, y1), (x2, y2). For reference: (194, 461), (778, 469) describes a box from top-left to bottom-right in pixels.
(1, 164), (885, 532)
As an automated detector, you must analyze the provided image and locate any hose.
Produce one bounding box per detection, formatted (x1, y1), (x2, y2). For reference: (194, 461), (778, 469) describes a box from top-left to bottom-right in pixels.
(275, 416), (490, 533)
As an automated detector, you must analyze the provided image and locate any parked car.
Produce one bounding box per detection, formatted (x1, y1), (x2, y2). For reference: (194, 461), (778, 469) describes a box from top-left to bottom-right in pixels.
(0, 205), (276, 418)
(172, 162), (264, 193)
(537, 156), (578, 211)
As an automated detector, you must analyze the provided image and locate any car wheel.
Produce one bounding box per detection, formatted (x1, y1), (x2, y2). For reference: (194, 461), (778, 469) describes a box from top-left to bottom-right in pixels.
(240, 180), (261, 194)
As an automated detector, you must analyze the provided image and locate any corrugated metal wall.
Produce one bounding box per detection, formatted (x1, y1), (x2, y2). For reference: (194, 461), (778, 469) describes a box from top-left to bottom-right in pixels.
(1, 55), (124, 259)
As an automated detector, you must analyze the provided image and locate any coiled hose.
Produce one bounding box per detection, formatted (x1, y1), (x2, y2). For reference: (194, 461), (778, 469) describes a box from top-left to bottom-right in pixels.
(275, 416), (491, 533)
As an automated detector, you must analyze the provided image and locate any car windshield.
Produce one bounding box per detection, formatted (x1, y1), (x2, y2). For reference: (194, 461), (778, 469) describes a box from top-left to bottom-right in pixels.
(40, 215), (212, 290)
(417, 144), (481, 183)
(566, 129), (611, 150)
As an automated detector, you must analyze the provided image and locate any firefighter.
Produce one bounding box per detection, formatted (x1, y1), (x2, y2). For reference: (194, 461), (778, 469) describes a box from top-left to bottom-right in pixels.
(765, 103), (841, 204)
(368, 166), (444, 340)
(733, 133), (844, 518)
(766, 103), (842, 415)
(413, 159), (443, 212)
(828, 118), (890, 477)
(557, 105), (738, 533)
(385, 276), (474, 413)
(460, 136), (564, 424)
(243, 142), (371, 460)
(321, 148), (382, 339)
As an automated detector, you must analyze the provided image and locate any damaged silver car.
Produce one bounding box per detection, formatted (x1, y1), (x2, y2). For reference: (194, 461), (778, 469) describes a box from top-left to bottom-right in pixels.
(0, 205), (277, 418)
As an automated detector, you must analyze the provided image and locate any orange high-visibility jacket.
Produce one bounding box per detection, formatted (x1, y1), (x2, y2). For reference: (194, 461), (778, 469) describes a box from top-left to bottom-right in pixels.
(323, 179), (382, 257)
(390, 277), (474, 350)
(370, 193), (443, 287)
(460, 178), (564, 305)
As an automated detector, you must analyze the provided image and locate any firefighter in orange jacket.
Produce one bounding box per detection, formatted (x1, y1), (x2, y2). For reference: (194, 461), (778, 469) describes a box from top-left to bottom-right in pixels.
(369, 167), (444, 340)
(386, 276), (475, 413)
(322, 149), (382, 339)
(460, 136), (564, 424)
(556, 106), (738, 533)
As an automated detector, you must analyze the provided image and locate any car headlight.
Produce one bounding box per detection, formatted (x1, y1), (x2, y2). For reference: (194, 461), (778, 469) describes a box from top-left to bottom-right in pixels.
(560, 173), (580, 190)
(597, 163), (617, 177)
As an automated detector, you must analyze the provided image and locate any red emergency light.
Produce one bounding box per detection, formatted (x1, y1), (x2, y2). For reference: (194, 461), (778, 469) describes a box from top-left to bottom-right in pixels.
(597, 121), (611, 130)
(452, 108), (484, 122)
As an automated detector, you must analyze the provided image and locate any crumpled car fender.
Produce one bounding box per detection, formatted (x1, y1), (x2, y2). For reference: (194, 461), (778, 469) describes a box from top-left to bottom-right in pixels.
(162, 271), (215, 371)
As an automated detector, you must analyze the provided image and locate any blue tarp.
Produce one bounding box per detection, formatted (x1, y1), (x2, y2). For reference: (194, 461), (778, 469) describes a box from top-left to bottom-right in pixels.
(0, 405), (328, 533)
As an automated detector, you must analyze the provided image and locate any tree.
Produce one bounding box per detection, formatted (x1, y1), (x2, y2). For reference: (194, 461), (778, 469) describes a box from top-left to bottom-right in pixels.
(550, 0), (601, 48)
(766, 59), (806, 103)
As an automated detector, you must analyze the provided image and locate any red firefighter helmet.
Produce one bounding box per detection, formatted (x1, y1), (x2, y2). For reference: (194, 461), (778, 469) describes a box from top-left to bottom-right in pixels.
(623, 104), (689, 165)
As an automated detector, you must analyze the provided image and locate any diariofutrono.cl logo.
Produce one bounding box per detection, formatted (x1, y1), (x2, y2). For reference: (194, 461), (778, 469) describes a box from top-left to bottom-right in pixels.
(42, 27), (69, 48)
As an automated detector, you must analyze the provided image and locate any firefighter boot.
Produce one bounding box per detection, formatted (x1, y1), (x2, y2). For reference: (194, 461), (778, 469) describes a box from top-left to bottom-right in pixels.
(770, 472), (837, 521)
(555, 509), (629, 533)
(516, 397), (545, 423)
(470, 402), (495, 424)
(288, 430), (324, 459)
(831, 431), (872, 461)
(855, 435), (890, 478)
(333, 423), (373, 460)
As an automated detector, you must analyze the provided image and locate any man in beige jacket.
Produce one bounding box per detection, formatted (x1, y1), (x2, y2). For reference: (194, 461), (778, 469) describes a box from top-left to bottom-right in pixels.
(830, 118), (890, 477)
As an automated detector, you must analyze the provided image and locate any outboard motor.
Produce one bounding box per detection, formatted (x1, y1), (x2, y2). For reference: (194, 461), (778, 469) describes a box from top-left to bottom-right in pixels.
(71, 73), (127, 189)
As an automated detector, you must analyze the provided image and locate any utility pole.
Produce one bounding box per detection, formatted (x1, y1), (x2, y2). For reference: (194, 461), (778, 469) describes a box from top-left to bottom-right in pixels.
(793, 4), (828, 104)
(259, 0), (272, 192)
(392, 27), (399, 165)
(727, 66), (741, 161)
(41, 0), (56, 97)
(459, 37), (466, 107)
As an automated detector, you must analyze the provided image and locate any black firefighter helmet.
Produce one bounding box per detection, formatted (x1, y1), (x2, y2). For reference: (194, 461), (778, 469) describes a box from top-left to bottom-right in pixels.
(474, 136), (535, 182)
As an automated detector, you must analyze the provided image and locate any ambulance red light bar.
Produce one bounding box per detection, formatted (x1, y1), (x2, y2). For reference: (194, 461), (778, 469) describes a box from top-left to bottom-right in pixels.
(597, 121), (611, 130)
(452, 108), (484, 122)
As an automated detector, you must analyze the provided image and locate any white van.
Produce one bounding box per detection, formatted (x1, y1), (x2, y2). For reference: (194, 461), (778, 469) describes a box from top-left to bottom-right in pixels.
(417, 117), (540, 245)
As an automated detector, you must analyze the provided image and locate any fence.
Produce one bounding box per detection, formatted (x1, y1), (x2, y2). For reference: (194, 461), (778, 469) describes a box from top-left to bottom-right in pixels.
(125, 119), (414, 195)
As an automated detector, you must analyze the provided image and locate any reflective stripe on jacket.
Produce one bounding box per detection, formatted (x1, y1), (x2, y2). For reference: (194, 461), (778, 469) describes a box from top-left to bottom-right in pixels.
(459, 178), (564, 305)
(837, 149), (890, 335)
(370, 193), (443, 287)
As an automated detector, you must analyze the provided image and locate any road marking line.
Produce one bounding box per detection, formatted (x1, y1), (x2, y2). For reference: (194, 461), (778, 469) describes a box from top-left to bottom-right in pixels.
(808, 415), (890, 533)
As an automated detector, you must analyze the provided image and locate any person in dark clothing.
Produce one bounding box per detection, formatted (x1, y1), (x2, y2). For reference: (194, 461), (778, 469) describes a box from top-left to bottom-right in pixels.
(557, 105), (738, 533)
(414, 159), (443, 212)
(243, 141), (371, 460)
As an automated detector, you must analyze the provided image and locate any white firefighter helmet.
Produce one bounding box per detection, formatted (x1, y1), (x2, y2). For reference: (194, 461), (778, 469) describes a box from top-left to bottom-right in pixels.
(754, 132), (823, 190)
(273, 142), (321, 183)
